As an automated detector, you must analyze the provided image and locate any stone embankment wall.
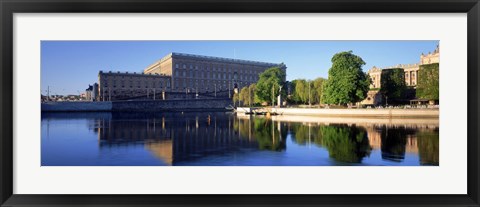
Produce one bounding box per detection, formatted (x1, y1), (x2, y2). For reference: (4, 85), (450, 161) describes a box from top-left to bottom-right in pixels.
(42, 99), (232, 112)
(237, 107), (439, 118)
(42, 101), (112, 112)
(111, 99), (231, 111)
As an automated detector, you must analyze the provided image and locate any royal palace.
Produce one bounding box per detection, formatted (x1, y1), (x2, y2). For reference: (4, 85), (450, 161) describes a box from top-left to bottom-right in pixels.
(95, 53), (287, 101)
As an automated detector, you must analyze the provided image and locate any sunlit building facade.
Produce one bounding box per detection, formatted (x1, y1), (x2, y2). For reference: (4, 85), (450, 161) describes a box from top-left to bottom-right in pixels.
(143, 52), (287, 93)
(361, 45), (440, 105)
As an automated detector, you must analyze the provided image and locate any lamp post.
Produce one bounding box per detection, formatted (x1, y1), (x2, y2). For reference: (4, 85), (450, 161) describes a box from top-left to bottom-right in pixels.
(308, 81), (311, 107)
(237, 82), (241, 107)
(271, 83), (275, 107)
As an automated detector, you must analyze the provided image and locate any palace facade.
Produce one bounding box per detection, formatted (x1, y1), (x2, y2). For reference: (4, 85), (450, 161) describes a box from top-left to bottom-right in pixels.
(94, 53), (286, 101)
(143, 52), (286, 93)
(361, 45), (440, 105)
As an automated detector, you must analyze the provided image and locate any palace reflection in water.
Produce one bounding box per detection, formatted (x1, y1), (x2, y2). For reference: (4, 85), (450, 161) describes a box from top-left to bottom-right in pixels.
(41, 112), (439, 166)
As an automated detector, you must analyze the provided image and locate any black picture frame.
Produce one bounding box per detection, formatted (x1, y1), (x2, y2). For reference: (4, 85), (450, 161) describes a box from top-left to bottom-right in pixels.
(1, 0), (479, 206)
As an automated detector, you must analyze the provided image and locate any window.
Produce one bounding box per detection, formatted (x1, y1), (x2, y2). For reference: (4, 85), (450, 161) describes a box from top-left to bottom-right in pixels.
(183, 64), (186, 69)
(175, 70), (179, 77)
(183, 71), (186, 77)
(175, 64), (179, 69)
(190, 65), (193, 69)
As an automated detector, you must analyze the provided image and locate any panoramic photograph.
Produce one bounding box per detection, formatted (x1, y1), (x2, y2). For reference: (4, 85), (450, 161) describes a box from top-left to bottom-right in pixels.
(41, 40), (439, 166)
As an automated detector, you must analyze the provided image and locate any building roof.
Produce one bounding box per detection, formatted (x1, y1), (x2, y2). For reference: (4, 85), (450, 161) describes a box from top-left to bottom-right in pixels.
(171, 52), (283, 67)
(145, 52), (285, 72)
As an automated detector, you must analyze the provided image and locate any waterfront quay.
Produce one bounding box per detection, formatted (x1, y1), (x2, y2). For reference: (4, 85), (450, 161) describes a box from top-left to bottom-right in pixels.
(237, 107), (439, 118)
(41, 99), (231, 112)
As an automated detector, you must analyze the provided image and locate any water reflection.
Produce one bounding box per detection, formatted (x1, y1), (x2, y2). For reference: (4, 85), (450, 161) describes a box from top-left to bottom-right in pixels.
(41, 112), (439, 166)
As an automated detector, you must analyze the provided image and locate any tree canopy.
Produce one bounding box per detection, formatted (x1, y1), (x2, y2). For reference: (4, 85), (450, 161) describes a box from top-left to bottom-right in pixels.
(288, 78), (326, 105)
(380, 68), (407, 102)
(237, 83), (256, 106)
(416, 63), (439, 100)
(322, 51), (370, 105)
(255, 67), (286, 104)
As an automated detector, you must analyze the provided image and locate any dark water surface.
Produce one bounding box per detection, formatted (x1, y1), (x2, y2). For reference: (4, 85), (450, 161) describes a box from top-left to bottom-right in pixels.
(41, 112), (439, 166)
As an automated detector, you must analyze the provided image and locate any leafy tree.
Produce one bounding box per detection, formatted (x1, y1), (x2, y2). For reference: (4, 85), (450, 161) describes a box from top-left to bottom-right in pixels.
(380, 68), (407, 103)
(239, 87), (249, 106)
(311, 78), (326, 104)
(416, 63), (439, 100)
(248, 83), (257, 105)
(255, 67), (286, 105)
(288, 78), (325, 105)
(322, 51), (370, 105)
(293, 79), (308, 103)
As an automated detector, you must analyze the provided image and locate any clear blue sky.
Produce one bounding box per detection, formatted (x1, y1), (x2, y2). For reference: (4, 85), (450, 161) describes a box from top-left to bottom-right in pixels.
(41, 40), (439, 95)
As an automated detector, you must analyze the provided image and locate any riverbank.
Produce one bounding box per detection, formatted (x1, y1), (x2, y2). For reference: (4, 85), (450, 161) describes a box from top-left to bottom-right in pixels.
(236, 107), (439, 118)
(41, 99), (231, 112)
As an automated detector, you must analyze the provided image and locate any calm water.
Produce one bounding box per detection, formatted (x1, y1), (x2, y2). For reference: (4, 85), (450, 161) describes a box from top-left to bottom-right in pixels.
(41, 112), (439, 166)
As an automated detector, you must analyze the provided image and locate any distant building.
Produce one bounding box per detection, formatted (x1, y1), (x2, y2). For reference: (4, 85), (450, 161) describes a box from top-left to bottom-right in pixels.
(361, 45), (440, 105)
(85, 83), (99, 101)
(143, 52), (286, 93)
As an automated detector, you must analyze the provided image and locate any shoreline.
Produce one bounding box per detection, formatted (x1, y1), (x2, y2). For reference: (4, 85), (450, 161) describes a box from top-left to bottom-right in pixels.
(237, 107), (439, 118)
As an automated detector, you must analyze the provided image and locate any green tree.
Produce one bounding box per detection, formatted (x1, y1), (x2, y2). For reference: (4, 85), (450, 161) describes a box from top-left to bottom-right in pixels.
(311, 78), (326, 104)
(322, 51), (370, 106)
(255, 67), (286, 105)
(294, 79), (308, 104)
(380, 68), (407, 103)
(416, 63), (439, 100)
(248, 83), (257, 105)
(239, 87), (249, 106)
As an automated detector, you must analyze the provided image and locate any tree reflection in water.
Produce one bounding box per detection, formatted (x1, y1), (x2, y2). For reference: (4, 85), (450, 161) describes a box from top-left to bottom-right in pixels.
(417, 130), (439, 165)
(380, 126), (415, 162)
(252, 118), (286, 151)
(321, 124), (372, 163)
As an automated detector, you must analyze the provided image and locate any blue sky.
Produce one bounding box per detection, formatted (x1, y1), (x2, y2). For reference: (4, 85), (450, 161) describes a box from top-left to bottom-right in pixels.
(41, 40), (439, 95)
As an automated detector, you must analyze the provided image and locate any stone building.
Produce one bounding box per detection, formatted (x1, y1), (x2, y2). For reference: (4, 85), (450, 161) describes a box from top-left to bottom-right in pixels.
(143, 52), (286, 93)
(96, 53), (287, 101)
(98, 71), (171, 101)
(361, 45), (440, 105)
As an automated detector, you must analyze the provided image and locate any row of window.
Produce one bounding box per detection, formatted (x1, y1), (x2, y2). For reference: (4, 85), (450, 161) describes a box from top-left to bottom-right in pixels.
(174, 80), (251, 89)
(173, 70), (258, 81)
(102, 80), (171, 88)
(174, 63), (262, 74)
